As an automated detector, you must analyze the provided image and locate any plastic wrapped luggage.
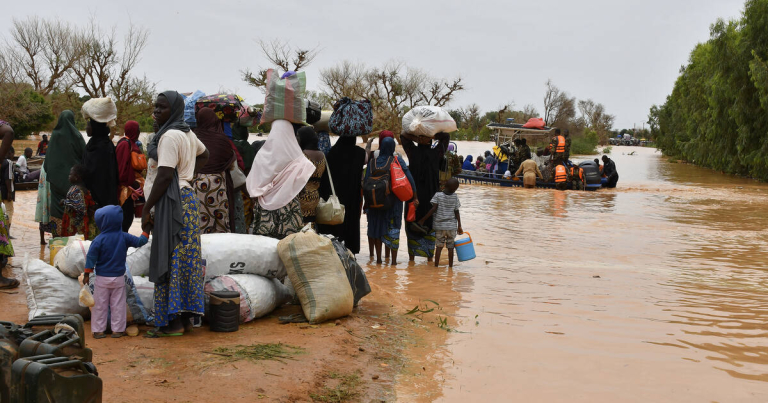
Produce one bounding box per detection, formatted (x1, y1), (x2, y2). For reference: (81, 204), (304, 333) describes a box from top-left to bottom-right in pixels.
(401, 106), (457, 137)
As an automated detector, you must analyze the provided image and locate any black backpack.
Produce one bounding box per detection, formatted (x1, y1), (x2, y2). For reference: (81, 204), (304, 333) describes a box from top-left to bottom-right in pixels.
(363, 157), (393, 210)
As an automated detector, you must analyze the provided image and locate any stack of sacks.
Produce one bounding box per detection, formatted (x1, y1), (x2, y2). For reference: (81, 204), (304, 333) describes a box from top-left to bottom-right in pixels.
(45, 233), (293, 325)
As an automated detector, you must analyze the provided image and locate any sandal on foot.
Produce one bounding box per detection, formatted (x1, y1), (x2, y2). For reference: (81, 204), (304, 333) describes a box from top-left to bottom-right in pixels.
(111, 332), (124, 338)
(0, 278), (19, 290)
(93, 332), (107, 339)
(144, 328), (183, 338)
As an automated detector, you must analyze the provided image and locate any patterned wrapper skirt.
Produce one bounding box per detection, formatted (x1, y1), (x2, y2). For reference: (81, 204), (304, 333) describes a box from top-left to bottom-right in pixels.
(405, 225), (436, 259)
(382, 201), (403, 250)
(252, 196), (303, 240)
(0, 212), (14, 257)
(192, 173), (230, 234)
(152, 188), (204, 327)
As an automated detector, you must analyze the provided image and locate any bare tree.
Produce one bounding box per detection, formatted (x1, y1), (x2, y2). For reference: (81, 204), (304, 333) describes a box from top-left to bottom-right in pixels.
(543, 79), (561, 125)
(242, 39), (319, 90)
(70, 19), (154, 129)
(522, 104), (538, 121)
(578, 99), (615, 143)
(542, 79), (576, 128)
(319, 60), (464, 134)
(3, 17), (83, 95)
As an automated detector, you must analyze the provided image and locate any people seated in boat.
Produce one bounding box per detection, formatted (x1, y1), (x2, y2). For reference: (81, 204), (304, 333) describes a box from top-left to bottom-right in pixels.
(15, 147), (40, 183)
(515, 158), (544, 189)
(602, 155), (619, 188)
(462, 155), (475, 172)
(37, 134), (48, 156)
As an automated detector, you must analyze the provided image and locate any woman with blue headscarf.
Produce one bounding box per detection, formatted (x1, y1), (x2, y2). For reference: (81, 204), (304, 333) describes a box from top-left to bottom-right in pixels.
(462, 155), (475, 171)
(364, 137), (417, 265)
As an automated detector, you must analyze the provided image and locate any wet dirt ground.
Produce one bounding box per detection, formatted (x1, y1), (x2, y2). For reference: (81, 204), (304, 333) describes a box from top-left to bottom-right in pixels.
(4, 143), (768, 401)
(1, 190), (412, 402)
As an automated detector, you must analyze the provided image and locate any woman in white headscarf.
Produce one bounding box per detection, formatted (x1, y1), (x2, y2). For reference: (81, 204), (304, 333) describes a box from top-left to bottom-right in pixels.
(246, 121), (315, 239)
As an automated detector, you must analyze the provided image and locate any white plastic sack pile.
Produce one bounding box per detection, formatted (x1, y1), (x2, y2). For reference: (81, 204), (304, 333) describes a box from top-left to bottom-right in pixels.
(401, 106), (457, 138)
(122, 234), (285, 280)
(23, 256), (89, 321)
(205, 274), (292, 323)
(126, 238), (152, 277)
(132, 276), (154, 311)
(277, 230), (353, 324)
(201, 233), (286, 281)
(53, 239), (91, 278)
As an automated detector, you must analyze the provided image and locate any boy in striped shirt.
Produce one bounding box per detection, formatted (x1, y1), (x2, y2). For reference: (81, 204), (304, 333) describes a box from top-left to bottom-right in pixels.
(418, 178), (463, 268)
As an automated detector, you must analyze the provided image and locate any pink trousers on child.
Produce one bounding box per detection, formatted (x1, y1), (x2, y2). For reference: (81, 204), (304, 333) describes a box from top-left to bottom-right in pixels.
(91, 276), (126, 333)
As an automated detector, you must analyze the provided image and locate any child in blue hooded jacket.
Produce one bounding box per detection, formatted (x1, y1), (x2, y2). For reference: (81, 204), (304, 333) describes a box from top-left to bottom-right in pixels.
(84, 205), (148, 339)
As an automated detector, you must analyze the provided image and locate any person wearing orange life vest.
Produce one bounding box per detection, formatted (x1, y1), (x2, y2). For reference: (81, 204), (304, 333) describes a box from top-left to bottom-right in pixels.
(551, 162), (570, 191)
(549, 128), (566, 164)
(571, 164), (585, 190)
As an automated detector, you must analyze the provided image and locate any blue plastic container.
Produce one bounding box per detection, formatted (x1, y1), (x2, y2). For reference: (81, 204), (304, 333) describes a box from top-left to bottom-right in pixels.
(455, 232), (476, 262)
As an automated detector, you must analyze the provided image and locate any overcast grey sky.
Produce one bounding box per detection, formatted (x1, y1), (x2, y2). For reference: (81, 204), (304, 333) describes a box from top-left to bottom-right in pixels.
(3, 0), (747, 129)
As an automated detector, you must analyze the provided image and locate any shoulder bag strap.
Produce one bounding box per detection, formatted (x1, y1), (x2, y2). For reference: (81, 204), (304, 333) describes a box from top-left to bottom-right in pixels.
(323, 156), (336, 198)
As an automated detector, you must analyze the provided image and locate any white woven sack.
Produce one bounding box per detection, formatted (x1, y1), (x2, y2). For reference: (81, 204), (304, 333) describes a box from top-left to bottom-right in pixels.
(23, 256), (89, 321)
(53, 240), (91, 278)
(201, 233), (286, 281)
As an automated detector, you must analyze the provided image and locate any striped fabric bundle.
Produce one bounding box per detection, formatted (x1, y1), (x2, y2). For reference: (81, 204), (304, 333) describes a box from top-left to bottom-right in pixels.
(260, 69), (307, 125)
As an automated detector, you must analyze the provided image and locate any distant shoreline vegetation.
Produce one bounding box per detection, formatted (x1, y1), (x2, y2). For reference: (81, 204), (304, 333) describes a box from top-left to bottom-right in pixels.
(649, 0), (768, 181)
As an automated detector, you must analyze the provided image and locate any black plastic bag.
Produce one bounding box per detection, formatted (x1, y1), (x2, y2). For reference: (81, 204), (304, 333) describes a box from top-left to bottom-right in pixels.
(329, 237), (371, 306)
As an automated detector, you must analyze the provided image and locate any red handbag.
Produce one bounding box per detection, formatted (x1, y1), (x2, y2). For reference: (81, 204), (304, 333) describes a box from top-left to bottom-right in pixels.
(390, 156), (413, 202)
(406, 202), (416, 222)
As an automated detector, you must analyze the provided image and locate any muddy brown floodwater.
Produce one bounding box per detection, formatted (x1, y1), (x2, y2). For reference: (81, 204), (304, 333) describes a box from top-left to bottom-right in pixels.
(360, 144), (768, 402)
(4, 143), (768, 402)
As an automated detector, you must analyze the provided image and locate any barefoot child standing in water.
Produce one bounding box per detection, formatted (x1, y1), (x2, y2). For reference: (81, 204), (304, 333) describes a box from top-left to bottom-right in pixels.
(418, 177), (463, 268)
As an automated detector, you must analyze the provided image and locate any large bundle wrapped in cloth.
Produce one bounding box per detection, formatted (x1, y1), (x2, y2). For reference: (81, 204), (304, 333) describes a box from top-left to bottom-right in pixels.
(329, 97), (373, 137)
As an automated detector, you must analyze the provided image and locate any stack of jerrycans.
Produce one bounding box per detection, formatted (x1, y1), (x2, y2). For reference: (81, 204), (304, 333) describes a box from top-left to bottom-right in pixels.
(0, 314), (102, 403)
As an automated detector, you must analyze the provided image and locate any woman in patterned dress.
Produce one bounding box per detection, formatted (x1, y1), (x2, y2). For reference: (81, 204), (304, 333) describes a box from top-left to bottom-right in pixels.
(191, 108), (237, 234)
(296, 127), (326, 224)
(142, 91), (209, 337)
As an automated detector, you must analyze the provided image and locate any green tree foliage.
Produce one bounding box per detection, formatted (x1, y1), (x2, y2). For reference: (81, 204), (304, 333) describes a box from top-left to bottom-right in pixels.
(651, 0), (768, 180)
(0, 83), (54, 138)
(570, 129), (599, 155)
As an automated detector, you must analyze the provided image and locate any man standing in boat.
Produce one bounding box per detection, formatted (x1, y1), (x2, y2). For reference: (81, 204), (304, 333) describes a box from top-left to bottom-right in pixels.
(563, 130), (572, 162)
(549, 129), (566, 165)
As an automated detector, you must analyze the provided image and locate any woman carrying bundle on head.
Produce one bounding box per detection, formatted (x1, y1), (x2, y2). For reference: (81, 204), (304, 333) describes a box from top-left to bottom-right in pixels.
(364, 136), (417, 265)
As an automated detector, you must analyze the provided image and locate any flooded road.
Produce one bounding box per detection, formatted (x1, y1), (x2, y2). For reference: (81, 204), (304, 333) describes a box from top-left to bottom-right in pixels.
(362, 145), (768, 402)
